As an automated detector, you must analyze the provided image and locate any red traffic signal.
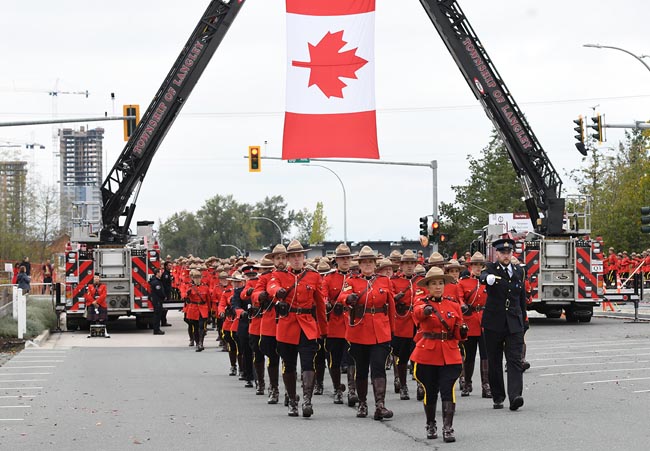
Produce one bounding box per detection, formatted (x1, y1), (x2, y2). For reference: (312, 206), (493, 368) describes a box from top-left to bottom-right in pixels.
(439, 233), (448, 243)
(431, 221), (440, 232)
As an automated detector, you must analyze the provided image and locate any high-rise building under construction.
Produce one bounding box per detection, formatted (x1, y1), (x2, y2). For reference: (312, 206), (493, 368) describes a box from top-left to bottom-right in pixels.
(59, 127), (104, 233)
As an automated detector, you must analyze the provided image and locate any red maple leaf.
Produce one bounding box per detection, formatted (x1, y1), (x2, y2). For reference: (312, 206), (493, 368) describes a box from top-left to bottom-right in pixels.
(292, 30), (368, 99)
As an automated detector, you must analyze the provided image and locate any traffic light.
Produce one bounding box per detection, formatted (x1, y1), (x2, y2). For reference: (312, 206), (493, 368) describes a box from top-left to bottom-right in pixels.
(641, 207), (650, 233)
(123, 104), (140, 141)
(439, 233), (448, 243)
(248, 146), (261, 172)
(590, 114), (604, 143)
(419, 216), (428, 237)
(430, 220), (440, 242)
(573, 115), (587, 156)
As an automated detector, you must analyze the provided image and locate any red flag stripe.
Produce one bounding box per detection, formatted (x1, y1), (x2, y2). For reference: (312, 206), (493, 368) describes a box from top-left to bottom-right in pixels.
(283, 111), (378, 159)
(286, 0), (375, 16)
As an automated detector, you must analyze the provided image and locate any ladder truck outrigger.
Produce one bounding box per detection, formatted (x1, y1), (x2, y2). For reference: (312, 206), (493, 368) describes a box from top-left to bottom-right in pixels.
(419, 0), (604, 322)
(63, 0), (247, 331)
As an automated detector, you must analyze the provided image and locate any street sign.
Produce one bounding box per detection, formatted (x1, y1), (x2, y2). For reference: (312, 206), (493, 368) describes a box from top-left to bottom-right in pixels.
(287, 159), (310, 163)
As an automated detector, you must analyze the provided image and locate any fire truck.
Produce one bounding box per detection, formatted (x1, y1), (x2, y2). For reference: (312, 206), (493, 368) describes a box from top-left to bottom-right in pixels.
(419, 0), (602, 321)
(63, 0), (247, 330)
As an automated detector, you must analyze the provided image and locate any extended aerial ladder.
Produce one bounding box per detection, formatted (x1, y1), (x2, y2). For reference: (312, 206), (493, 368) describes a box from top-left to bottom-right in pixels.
(419, 0), (565, 236)
(98, 0), (246, 244)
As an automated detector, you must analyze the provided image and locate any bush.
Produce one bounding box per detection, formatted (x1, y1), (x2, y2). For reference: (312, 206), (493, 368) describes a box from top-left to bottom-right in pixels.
(0, 299), (57, 339)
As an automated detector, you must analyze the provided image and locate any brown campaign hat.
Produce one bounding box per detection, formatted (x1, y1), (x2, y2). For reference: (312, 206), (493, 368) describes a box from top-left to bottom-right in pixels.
(227, 271), (246, 282)
(417, 266), (455, 287)
(255, 257), (275, 269)
(189, 269), (202, 278)
(427, 252), (446, 267)
(286, 239), (310, 254)
(316, 259), (332, 274)
(389, 250), (402, 262)
(400, 249), (418, 262)
(464, 252), (487, 266)
(353, 245), (380, 261)
(444, 259), (464, 271)
(264, 244), (288, 259)
(334, 243), (354, 257)
(414, 264), (427, 275)
(377, 258), (399, 271)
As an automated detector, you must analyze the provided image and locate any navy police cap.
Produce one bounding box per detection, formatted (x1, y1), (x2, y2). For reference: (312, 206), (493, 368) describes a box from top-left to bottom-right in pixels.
(492, 238), (515, 252)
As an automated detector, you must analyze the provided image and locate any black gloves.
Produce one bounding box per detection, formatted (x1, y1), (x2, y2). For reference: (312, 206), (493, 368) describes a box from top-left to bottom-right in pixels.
(394, 292), (405, 302)
(461, 303), (470, 316)
(346, 293), (359, 306)
(423, 305), (433, 316)
(276, 288), (288, 300)
(246, 287), (254, 296)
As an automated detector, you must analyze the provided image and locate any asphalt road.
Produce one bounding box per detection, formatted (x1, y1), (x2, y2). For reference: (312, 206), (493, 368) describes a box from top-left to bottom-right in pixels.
(1, 311), (649, 450)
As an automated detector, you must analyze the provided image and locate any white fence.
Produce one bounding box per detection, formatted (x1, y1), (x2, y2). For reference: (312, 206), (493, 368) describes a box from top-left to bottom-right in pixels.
(0, 284), (28, 339)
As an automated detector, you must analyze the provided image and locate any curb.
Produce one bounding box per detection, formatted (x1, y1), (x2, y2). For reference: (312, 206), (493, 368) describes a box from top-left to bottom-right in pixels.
(26, 329), (51, 348)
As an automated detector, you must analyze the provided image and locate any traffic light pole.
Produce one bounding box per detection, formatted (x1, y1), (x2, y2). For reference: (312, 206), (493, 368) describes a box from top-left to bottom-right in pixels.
(603, 122), (650, 130)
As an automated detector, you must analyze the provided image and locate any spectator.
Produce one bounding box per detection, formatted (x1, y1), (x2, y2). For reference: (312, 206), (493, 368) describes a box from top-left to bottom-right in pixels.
(19, 257), (31, 276)
(42, 259), (54, 294)
(16, 266), (31, 294)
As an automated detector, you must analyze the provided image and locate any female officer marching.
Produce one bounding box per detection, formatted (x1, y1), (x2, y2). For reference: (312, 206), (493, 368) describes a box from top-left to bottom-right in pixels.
(411, 266), (468, 442)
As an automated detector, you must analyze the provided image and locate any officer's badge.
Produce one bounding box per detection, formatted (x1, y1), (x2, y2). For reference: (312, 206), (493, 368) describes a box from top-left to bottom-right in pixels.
(343, 285), (352, 292)
(447, 312), (452, 318)
(415, 289), (424, 295)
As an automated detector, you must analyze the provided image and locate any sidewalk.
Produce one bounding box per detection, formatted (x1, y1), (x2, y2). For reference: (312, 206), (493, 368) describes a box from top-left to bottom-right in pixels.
(594, 300), (650, 321)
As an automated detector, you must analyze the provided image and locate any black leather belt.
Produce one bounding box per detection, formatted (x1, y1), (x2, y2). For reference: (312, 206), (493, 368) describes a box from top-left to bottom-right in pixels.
(289, 307), (315, 315)
(467, 305), (484, 313)
(423, 331), (449, 340)
(354, 304), (388, 316)
(188, 301), (206, 305)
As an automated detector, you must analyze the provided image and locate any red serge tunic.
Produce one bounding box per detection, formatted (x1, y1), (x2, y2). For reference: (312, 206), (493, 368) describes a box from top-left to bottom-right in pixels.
(252, 271), (276, 338)
(185, 283), (210, 320)
(242, 277), (262, 335)
(390, 274), (422, 338)
(456, 275), (487, 337)
(84, 284), (107, 309)
(410, 295), (464, 366)
(267, 268), (327, 345)
(218, 287), (237, 332)
(338, 275), (396, 345)
(320, 270), (351, 339)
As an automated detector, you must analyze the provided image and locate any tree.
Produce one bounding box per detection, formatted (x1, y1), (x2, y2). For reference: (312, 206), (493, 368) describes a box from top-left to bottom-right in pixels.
(31, 183), (61, 262)
(439, 131), (526, 253)
(291, 208), (313, 244)
(253, 195), (292, 247)
(309, 201), (330, 244)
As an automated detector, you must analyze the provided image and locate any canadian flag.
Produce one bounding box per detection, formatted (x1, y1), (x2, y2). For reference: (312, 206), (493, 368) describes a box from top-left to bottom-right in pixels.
(283, 0), (379, 159)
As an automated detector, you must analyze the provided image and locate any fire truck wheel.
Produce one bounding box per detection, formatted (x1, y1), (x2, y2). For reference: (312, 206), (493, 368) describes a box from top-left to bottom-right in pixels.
(135, 317), (149, 330)
(66, 320), (79, 331)
(564, 309), (579, 323)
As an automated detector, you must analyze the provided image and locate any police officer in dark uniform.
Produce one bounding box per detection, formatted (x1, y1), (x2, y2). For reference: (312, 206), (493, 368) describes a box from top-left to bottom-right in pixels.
(149, 268), (166, 335)
(160, 261), (173, 326)
(479, 238), (528, 411)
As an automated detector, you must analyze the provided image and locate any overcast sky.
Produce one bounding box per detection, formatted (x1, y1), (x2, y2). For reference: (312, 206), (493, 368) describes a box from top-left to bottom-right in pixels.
(1, 0), (649, 244)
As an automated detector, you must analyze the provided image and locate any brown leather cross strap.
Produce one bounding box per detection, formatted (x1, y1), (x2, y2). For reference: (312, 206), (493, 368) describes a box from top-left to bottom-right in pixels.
(429, 303), (452, 334)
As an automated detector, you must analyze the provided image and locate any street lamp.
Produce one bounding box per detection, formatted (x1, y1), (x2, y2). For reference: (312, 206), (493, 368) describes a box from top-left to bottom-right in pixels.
(250, 216), (284, 244)
(221, 244), (243, 256)
(583, 43), (650, 74)
(303, 164), (347, 244)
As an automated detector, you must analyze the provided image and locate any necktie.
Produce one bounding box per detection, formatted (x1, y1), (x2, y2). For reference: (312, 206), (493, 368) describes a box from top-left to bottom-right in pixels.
(507, 265), (513, 278)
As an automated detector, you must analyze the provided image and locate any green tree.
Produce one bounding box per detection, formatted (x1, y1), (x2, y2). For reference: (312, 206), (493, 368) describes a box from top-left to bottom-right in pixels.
(292, 208), (313, 244)
(158, 211), (202, 257)
(309, 201), (330, 244)
(439, 132), (527, 254)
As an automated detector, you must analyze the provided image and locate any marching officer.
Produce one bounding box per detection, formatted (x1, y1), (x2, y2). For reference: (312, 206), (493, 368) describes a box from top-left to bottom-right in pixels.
(247, 259), (274, 395)
(480, 238), (528, 411)
(456, 252), (490, 397)
(252, 244), (287, 405)
(321, 243), (355, 405)
(160, 261), (173, 327)
(185, 269), (210, 352)
(267, 240), (327, 418)
(339, 245), (397, 421)
(390, 249), (422, 401)
(411, 266), (467, 442)
(149, 268), (166, 335)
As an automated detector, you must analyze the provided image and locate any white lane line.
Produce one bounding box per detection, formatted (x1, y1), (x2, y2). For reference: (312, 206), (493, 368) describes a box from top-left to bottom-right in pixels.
(0, 406), (30, 408)
(531, 347), (650, 356)
(0, 387), (43, 390)
(0, 379), (47, 383)
(0, 366), (56, 369)
(528, 341), (649, 350)
(531, 353), (650, 362)
(534, 360), (649, 369)
(541, 367), (650, 377)
(0, 373), (52, 376)
(633, 389), (650, 393)
(7, 359), (63, 368)
(0, 419), (24, 421)
(584, 376), (650, 384)
(0, 395), (37, 399)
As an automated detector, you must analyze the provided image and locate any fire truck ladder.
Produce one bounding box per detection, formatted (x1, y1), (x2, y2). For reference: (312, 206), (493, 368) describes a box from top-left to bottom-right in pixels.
(419, 0), (565, 235)
(100, 0), (246, 244)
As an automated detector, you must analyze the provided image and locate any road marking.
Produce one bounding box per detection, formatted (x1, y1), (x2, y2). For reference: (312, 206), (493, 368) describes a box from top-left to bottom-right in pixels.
(0, 395), (37, 399)
(533, 360), (649, 369)
(0, 366), (56, 369)
(541, 367), (650, 377)
(528, 340), (649, 350)
(531, 347), (650, 356)
(0, 387), (43, 390)
(584, 376), (650, 384)
(6, 360), (64, 363)
(0, 406), (30, 408)
(0, 380), (47, 382)
(531, 353), (650, 362)
(0, 373), (52, 376)
(633, 389), (650, 393)
(0, 419), (24, 421)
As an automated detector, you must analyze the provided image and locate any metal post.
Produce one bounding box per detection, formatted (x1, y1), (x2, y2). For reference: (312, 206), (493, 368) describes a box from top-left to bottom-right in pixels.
(17, 289), (26, 339)
(431, 160), (438, 253)
(303, 165), (347, 244)
(220, 244), (243, 257)
(583, 44), (650, 75)
(250, 216), (284, 244)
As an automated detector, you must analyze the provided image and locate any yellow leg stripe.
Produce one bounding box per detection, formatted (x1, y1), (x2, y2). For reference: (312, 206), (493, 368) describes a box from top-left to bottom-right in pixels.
(413, 362), (427, 405)
(451, 380), (457, 403)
